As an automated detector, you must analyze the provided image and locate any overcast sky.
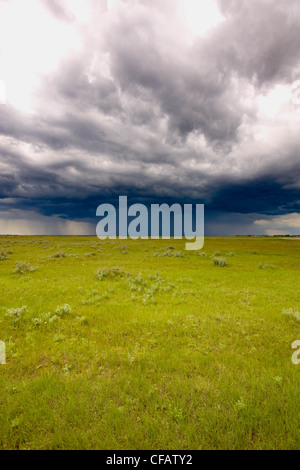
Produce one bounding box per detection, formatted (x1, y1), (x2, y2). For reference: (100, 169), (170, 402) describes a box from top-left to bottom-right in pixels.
(0, 0), (300, 236)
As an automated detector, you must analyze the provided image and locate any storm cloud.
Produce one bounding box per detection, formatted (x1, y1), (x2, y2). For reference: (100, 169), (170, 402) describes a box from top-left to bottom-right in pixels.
(0, 0), (300, 235)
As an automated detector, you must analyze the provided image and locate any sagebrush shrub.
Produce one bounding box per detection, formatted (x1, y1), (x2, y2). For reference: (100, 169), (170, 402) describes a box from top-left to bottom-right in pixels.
(51, 252), (66, 258)
(32, 312), (57, 326)
(282, 308), (300, 321)
(153, 250), (184, 258)
(55, 304), (72, 317)
(96, 266), (125, 281)
(213, 257), (227, 267)
(13, 261), (38, 274)
(0, 251), (9, 261)
(5, 305), (27, 323)
(259, 263), (275, 270)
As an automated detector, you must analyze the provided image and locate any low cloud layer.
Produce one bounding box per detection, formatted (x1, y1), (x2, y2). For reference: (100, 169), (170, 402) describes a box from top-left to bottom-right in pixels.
(0, 0), (300, 235)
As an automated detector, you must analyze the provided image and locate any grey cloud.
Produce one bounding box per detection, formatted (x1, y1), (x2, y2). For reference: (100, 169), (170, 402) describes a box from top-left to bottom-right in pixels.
(0, 0), (300, 234)
(215, 0), (300, 86)
(106, 7), (243, 143)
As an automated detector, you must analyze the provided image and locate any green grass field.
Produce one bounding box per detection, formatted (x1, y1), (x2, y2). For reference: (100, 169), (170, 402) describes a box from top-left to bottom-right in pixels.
(0, 236), (300, 450)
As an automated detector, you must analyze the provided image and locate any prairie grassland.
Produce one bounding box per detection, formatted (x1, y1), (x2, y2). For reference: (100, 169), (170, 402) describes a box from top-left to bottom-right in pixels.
(0, 236), (300, 450)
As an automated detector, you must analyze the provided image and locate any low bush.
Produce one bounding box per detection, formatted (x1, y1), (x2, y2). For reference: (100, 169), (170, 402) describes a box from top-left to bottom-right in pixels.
(13, 261), (38, 275)
(213, 257), (227, 267)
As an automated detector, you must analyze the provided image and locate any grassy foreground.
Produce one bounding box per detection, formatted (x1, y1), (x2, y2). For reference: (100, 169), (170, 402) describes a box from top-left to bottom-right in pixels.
(0, 236), (300, 450)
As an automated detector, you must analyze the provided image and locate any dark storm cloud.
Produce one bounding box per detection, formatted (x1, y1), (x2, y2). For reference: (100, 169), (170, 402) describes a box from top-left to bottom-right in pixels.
(210, 180), (300, 215)
(0, 0), (300, 234)
(107, 8), (242, 143)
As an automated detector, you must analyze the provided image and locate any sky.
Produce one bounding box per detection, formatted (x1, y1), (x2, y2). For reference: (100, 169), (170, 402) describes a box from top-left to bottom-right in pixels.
(0, 0), (300, 236)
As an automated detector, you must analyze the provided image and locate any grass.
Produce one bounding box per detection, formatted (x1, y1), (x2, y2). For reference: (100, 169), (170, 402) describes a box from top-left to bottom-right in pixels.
(0, 236), (300, 450)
